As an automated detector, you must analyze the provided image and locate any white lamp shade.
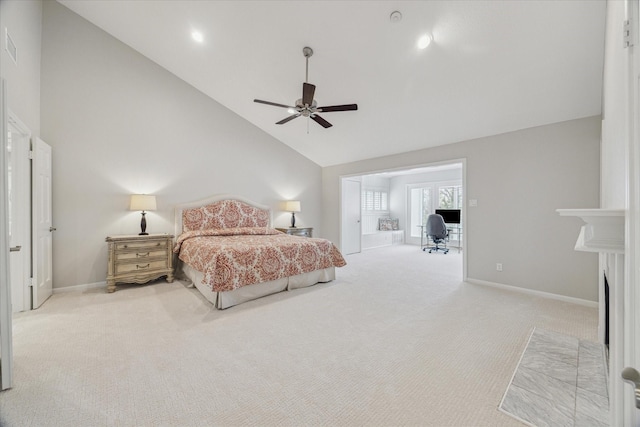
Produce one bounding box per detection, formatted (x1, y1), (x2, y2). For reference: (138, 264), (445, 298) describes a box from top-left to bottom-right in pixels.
(284, 200), (301, 212)
(130, 194), (157, 211)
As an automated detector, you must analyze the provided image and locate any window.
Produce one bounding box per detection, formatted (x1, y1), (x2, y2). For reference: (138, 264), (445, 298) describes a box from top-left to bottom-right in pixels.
(407, 181), (462, 239)
(438, 185), (463, 209)
(409, 187), (432, 237)
(362, 190), (388, 211)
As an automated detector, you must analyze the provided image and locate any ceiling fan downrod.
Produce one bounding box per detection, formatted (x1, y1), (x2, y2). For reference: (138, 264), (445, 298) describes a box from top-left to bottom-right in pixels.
(303, 46), (313, 83)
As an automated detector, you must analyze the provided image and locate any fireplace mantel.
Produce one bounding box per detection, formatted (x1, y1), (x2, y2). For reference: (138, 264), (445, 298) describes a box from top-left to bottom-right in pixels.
(557, 209), (625, 254)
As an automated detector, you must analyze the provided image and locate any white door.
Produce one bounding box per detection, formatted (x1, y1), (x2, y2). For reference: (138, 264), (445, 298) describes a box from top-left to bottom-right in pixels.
(7, 115), (31, 312)
(32, 138), (53, 309)
(341, 179), (361, 255)
(0, 78), (14, 390)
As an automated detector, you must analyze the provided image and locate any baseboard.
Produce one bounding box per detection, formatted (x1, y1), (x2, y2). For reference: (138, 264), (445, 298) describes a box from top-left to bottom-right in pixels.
(465, 278), (598, 308)
(53, 281), (106, 294)
(54, 278), (597, 308)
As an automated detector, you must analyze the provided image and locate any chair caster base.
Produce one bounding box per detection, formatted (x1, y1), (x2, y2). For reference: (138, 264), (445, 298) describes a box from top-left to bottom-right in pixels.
(426, 248), (448, 254)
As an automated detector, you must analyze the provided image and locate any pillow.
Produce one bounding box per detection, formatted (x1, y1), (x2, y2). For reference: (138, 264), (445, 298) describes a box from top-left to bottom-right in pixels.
(378, 218), (400, 231)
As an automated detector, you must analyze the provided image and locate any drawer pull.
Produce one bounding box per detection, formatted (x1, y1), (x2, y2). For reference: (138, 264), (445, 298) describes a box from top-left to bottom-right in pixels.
(137, 252), (150, 258)
(136, 264), (150, 269)
(123, 245), (128, 248)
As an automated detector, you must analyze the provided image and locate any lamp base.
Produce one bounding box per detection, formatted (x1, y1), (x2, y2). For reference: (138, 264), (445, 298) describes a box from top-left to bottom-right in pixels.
(140, 212), (148, 235)
(290, 212), (297, 228)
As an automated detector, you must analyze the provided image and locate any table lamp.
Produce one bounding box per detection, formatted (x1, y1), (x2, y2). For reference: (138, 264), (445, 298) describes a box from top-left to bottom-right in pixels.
(284, 200), (301, 228)
(130, 194), (157, 235)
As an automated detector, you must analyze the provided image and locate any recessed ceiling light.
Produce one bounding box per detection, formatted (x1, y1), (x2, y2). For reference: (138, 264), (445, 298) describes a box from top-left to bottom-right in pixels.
(191, 31), (204, 43)
(417, 34), (432, 49)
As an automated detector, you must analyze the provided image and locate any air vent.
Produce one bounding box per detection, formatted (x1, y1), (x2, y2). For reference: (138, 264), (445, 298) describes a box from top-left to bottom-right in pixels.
(5, 28), (17, 65)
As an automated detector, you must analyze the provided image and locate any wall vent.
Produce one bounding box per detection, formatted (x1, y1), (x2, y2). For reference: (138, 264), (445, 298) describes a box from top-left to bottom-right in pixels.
(5, 28), (17, 65)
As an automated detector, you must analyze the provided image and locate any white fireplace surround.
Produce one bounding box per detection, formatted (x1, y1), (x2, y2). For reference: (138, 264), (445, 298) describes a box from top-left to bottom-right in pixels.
(557, 208), (624, 340)
(557, 209), (624, 254)
(557, 208), (625, 426)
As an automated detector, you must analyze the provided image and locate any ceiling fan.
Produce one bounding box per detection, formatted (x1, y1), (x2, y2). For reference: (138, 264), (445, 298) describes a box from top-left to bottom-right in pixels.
(254, 47), (358, 129)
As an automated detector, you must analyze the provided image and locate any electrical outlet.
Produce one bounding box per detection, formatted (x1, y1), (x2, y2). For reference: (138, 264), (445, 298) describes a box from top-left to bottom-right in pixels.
(496, 263), (503, 271)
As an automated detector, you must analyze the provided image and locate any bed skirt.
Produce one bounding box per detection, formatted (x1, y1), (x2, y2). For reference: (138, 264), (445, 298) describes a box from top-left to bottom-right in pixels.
(181, 263), (335, 309)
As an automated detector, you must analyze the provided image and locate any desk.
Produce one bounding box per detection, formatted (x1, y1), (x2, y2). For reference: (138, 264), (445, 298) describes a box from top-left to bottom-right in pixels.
(418, 224), (462, 253)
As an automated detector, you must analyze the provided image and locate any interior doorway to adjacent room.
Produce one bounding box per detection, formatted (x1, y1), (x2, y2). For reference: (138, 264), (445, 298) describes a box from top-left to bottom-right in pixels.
(340, 160), (466, 278)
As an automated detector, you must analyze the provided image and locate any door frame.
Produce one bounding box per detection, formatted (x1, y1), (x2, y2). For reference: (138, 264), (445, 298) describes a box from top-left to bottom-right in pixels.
(624, 0), (640, 424)
(0, 78), (14, 390)
(338, 159), (467, 280)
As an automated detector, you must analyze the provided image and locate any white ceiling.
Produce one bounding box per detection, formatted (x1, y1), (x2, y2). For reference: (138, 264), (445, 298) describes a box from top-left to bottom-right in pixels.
(57, 0), (606, 167)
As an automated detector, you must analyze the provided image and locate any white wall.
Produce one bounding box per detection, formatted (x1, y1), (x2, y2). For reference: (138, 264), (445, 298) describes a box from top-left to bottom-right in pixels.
(0, 0), (42, 138)
(361, 175), (390, 191)
(40, 2), (323, 289)
(600, 0), (629, 209)
(323, 117), (601, 301)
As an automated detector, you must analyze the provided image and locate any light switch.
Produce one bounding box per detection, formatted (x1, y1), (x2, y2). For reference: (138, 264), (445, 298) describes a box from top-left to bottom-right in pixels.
(469, 199), (478, 207)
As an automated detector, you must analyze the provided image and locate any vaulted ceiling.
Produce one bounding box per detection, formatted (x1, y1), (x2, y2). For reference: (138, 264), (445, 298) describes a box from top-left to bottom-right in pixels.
(58, 1), (606, 167)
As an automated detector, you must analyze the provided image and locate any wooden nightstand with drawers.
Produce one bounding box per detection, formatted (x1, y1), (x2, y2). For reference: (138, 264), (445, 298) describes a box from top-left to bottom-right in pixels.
(105, 234), (174, 293)
(275, 227), (313, 237)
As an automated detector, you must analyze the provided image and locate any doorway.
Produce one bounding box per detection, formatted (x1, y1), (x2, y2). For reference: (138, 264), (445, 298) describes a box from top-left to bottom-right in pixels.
(340, 160), (466, 278)
(4, 112), (52, 312)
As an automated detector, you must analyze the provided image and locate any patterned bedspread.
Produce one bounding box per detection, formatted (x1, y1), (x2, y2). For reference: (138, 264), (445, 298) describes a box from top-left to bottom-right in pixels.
(174, 227), (347, 292)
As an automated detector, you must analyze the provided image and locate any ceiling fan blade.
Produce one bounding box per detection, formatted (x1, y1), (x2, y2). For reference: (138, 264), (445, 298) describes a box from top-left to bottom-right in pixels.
(302, 83), (315, 106)
(311, 114), (332, 128)
(317, 104), (358, 112)
(254, 99), (294, 109)
(276, 114), (301, 125)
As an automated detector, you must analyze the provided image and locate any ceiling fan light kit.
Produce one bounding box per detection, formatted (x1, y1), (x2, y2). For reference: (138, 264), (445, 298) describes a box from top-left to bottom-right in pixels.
(254, 46), (358, 129)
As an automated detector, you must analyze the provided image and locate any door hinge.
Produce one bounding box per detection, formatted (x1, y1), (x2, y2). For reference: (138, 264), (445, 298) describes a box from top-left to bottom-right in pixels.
(624, 20), (634, 48)
(28, 150), (34, 159)
(29, 278), (35, 287)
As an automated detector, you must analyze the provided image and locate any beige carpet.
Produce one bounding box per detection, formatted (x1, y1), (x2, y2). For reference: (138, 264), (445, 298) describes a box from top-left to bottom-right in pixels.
(0, 245), (597, 426)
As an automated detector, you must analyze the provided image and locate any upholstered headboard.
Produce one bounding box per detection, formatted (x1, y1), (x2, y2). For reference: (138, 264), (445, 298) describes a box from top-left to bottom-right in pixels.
(174, 194), (272, 236)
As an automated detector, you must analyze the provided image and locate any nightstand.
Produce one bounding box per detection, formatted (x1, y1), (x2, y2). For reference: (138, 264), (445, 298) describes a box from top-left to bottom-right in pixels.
(276, 227), (313, 237)
(105, 234), (174, 293)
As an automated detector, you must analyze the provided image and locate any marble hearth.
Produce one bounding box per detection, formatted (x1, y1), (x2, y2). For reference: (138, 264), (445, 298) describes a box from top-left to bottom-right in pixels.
(500, 328), (608, 426)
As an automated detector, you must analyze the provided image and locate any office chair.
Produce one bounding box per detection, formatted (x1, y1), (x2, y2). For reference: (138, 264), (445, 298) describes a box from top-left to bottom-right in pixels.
(424, 213), (449, 254)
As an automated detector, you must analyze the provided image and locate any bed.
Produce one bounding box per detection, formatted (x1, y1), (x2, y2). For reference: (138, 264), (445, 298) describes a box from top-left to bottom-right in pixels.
(173, 194), (346, 309)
